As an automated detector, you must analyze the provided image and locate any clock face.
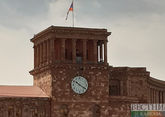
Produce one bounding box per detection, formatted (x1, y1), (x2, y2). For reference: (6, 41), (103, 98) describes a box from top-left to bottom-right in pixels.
(71, 76), (88, 94)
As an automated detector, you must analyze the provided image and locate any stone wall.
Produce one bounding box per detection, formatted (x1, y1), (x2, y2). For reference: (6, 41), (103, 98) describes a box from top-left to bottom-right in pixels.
(50, 64), (109, 117)
(33, 69), (52, 97)
(30, 65), (165, 117)
(109, 67), (128, 96)
(109, 96), (139, 117)
(109, 66), (165, 117)
(51, 102), (109, 117)
(110, 67), (150, 102)
(0, 97), (50, 117)
(127, 68), (149, 102)
(148, 77), (165, 103)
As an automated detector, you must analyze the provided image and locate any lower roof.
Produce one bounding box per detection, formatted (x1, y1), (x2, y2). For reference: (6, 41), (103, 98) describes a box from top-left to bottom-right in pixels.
(0, 86), (49, 98)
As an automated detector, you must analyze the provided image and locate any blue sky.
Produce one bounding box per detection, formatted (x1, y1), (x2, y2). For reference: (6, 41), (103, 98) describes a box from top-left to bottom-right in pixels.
(0, 0), (165, 85)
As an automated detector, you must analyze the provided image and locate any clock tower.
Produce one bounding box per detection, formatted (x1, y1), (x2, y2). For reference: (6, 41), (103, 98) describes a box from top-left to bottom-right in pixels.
(30, 26), (111, 117)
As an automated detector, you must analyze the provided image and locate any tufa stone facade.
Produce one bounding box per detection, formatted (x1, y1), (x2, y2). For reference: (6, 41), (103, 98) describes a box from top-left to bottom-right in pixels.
(0, 26), (165, 117)
(0, 97), (50, 117)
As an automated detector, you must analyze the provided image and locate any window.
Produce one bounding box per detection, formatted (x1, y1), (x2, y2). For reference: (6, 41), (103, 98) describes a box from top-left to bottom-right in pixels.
(109, 80), (120, 96)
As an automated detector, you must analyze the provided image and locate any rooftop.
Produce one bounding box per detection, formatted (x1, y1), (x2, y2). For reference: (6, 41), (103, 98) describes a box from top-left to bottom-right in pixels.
(31, 25), (111, 42)
(0, 86), (49, 98)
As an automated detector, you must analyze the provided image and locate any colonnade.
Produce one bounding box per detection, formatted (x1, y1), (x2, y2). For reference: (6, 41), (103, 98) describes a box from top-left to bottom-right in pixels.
(34, 40), (51, 68)
(33, 39), (108, 68)
(150, 88), (165, 103)
(0, 105), (47, 117)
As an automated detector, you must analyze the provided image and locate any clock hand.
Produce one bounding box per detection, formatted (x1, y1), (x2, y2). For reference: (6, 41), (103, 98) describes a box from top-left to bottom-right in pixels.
(73, 80), (86, 90)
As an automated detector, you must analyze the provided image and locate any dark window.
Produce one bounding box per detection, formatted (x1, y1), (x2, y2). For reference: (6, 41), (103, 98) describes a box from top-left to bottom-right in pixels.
(109, 80), (120, 96)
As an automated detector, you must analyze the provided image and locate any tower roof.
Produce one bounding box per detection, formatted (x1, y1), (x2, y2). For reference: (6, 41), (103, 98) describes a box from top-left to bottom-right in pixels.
(31, 26), (111, 43)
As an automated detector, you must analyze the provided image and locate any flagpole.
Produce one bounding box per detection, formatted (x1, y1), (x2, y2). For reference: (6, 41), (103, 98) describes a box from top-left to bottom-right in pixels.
(72, 0), (74, 27)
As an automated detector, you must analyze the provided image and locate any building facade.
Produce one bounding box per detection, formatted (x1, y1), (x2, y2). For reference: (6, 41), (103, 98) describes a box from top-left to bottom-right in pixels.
(0, 26), (165, 117)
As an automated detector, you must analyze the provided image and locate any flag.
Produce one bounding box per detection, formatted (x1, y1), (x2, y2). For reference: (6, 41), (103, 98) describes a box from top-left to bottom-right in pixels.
(66, 2), (73, 20)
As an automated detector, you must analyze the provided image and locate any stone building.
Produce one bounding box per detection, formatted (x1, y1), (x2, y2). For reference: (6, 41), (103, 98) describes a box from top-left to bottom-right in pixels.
(0, 26), (165, 117)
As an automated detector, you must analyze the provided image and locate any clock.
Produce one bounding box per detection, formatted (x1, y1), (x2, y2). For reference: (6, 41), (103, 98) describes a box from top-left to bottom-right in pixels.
(71, 76), (88, 94)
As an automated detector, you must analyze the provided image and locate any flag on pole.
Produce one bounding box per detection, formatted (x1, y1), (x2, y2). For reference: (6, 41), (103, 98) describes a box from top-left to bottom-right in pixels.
(66, 2), (73, 20)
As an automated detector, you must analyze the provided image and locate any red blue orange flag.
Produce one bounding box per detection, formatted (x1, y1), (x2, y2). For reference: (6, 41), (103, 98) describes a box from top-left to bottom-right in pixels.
(66, 2), (73, 20)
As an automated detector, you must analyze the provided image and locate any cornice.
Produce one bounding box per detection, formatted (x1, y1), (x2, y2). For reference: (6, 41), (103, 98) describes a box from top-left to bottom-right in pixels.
(109, 96), (139, 103)
(110, 67), (150, 77)
(29, 63), (109, 75)
(31, 26), (111, 43)
(148, 77), (165, 89)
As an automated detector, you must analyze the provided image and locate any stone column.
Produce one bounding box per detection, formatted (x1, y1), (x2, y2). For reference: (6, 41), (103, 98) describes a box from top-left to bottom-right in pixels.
(162, 91), (164, 103)
(40, 43), (43, 66)
(37, 45), (40, 67)
(72, 39), (76, 63)
(93, 40), (98, 63)
(43, 41), (46, 64)
(100, 42), (103, 62)
(149, 88), (151, 103)
(163, 92), (165, 103)
(162, 92), (163, 103)
(47, 40), (50, 63)
(158, 91), (160, 103)
(61, 39), (66, 61)
(104, 40), (107, 64)
(126, 80), (131, 96)
(155, 90), (158, 103)
(159, 91), (162, 103)
(151, 88), (153, 103)
(3, 108), (8, 117)
(50, 39), (54, 63)
(154, 89), (155, 103)
(153, 89), (155, 103)
(83, 40), (87, 63)
(34, 46), (36, 68)
(157, 90), (159, 103)
(154, 89), (156, 103)
(45, 41), (47, 63)
(42, 43), (44, 64)
(120, 81), (123, 96)
(161, 91), (163, 103)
